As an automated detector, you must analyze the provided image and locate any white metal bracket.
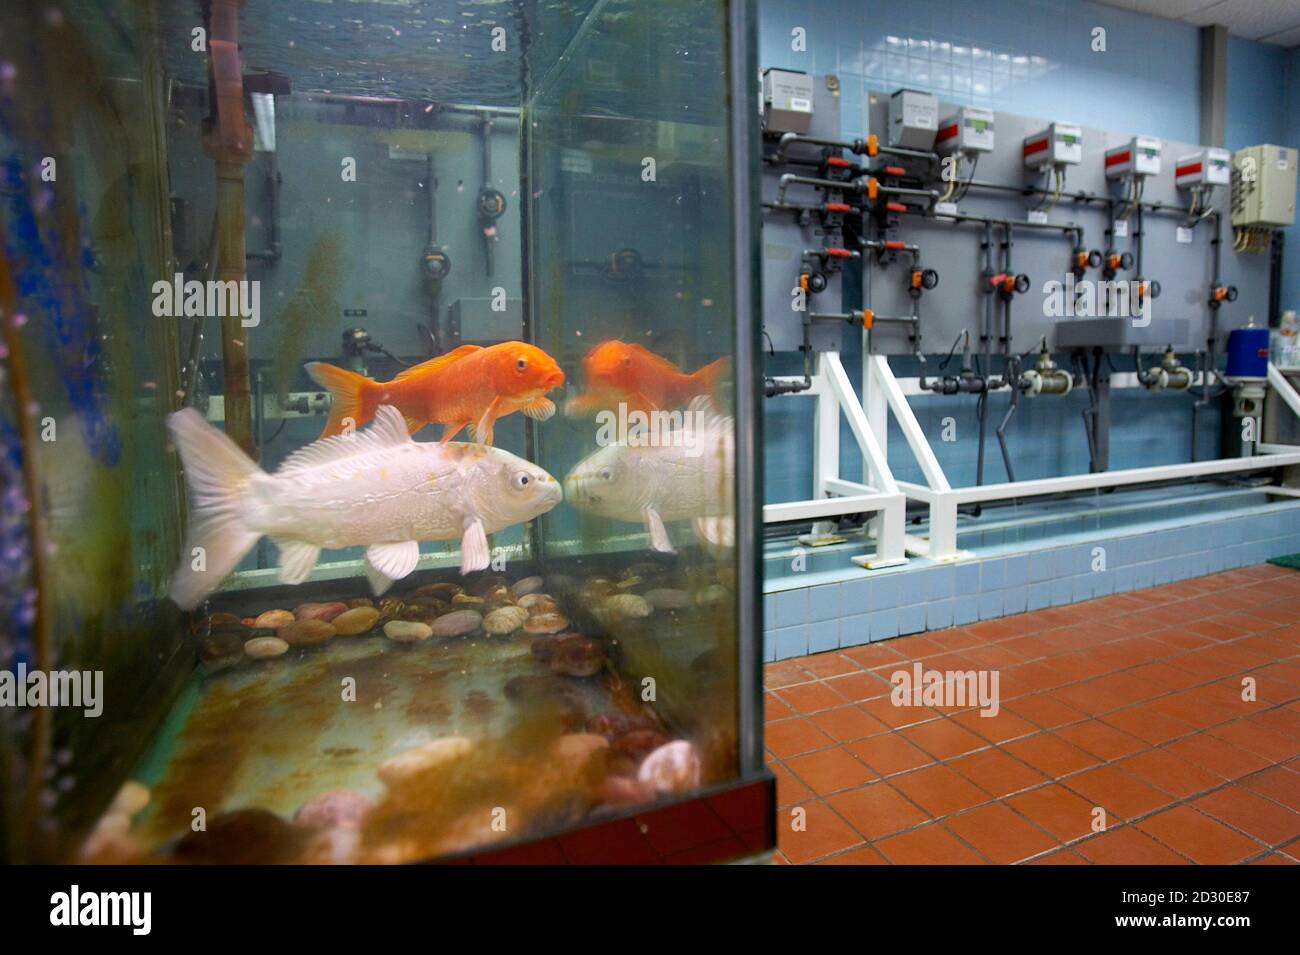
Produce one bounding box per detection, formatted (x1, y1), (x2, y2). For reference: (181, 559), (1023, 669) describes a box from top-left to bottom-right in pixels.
(867, 355), (1300, 561)
(762, 351), (908, 569)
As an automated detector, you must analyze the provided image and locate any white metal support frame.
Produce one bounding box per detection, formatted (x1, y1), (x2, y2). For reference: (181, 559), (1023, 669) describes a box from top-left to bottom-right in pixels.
(865, 355), (1300, 561)
(762, 351), (908, 568)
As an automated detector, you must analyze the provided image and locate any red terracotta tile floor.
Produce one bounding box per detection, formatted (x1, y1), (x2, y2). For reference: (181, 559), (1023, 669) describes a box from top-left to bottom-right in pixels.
(767, 564), (1300, 864)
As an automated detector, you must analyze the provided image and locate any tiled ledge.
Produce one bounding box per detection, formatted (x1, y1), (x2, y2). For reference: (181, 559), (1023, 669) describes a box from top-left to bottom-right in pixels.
(763, 503), (1300, 662)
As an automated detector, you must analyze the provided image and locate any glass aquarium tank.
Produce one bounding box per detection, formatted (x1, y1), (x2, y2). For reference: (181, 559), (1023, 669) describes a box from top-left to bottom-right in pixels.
(0, 0), (768, 864)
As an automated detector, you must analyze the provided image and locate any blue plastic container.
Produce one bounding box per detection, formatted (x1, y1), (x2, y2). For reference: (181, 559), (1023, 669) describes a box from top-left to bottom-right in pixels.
(1227, 326), (1270, 378)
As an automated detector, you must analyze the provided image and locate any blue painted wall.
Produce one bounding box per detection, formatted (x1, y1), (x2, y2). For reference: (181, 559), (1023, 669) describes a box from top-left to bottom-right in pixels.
(1281, 49), (1300, 317)
(1225, 37), (1289, 151)
(1225, 38), (1298, 322)
(759, 0), (1298, 505)
(760, 0), (1201, 142)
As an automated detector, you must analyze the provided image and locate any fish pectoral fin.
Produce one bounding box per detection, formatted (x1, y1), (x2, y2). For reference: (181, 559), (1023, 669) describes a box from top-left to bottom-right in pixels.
(692, 516), (734, 549)
(364, 561), (395, 597)
(460, 519), (491, 574)
(441, 421), (469, 444)
(403, 415), (427, 435)
(563, 393), (601, 418)
(364, 540), (420, 597)
(642, 505), (676, 554)
(629, 392), (659, 414)
(366, 540), (421, 584)
(275, 539), (321, 585)
(521, 396), (556, 421)
(474, 397), (501, 447)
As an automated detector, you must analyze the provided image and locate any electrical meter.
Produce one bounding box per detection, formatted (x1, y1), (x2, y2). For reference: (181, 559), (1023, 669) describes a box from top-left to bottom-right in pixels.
(1105, 136), (1162, 179)
(1232, 144), (1298, 228)
(762, 68), (814, 134)
(935, 107), (995, 155)
(1175, 148), (1231, 189)
(888, 89), (938, 150)
(1023, 123), (1082, 170)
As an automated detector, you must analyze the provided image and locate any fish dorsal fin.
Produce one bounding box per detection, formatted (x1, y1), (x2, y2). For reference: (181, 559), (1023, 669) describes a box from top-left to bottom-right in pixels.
(686, 395), (731, 432)
(276, 405), (411, 475)
(393, 344), (481, 382)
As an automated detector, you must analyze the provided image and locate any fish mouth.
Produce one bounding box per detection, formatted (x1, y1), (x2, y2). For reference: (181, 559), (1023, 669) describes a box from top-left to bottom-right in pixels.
(563, 472), (597, 506)
(538, 475), (563, 511)
(544, 369), (566, 389)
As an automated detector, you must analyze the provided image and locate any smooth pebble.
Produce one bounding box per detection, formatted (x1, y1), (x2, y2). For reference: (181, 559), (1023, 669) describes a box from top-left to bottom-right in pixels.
(430, 609), (482, 637)
(378, 736), (473, 786)
(383, 620), (433, 643)
(253, 609), (295, 630)
(279, 619), (336, 646)
(645, 588), (691, 610)
(332, 606), (381, 636)
(483, 605), (528, 635)
(603, 594), (652, 618)
(244, 636), (289, 659)
(295, 601), (349, 622)
(524, 612), (568, 635)
(637, 740), (702, 794)
(510, 576), (544, 597)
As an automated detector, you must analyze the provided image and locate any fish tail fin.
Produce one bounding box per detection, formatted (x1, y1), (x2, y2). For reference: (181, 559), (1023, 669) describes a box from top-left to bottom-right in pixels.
(305, 361), (376, 437)
(165, 408), (265, 611)
(691, 357), (731, 401)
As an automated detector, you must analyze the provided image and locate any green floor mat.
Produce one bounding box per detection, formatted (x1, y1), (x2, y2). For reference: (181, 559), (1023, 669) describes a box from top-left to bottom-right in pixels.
(1267, 554), (1300, 570)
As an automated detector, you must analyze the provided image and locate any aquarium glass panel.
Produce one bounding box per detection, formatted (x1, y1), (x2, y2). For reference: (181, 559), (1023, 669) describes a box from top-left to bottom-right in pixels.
(0, 0), (757, 864)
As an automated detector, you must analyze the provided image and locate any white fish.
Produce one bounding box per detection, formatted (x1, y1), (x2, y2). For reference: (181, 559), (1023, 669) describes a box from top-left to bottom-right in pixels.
(165, 404), (561, 609)
(564, 398), (733, 554)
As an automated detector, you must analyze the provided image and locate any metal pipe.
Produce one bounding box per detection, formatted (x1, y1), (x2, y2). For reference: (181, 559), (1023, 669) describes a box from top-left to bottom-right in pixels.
(997, 385), (1020, 482)
(909, 204), (1079, 235)
(304, 92), (522, 117)
(246, 148), (281, 263)
(777, 172), (865, 203)
(960, 176), (1206, 219)
(426, 152), (437, 245)
(480, 112), (496, 278)
(183, 211), (221, 406)
(882, 183), (941, 201)
(205, 0), (256, 456)
(766, 338), (814, 396)
(877, 143), (939, 164)
(773, 131), (855, 162)
(253, 368), (269, 568)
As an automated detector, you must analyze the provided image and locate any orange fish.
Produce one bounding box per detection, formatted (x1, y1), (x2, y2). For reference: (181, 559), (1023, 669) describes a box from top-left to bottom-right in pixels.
(564, 340), (729, 417)
(306, 341), (565, 446)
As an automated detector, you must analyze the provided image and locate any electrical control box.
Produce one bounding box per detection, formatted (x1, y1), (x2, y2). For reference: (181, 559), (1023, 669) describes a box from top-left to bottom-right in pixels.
(1232, 144), (1298, 228)
(1023, 123), (1082, 170)
(1104, 136), (1161, 179)
(888, 89), (938, 150)
(935, 107), (995, 155)
(1175, 148), (1231, 189)
(762, 68), (814, 135)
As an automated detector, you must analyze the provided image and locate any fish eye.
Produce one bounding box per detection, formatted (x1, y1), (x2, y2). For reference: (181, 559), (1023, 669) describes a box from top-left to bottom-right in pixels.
(511, 471), (531, 490)
(516, 358), (527, 370)
(598, 467), (614, 481)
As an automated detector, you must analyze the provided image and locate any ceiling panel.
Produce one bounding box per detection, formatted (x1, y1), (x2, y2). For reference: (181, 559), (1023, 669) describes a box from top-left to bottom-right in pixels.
(1099, 0), (1300, 46)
